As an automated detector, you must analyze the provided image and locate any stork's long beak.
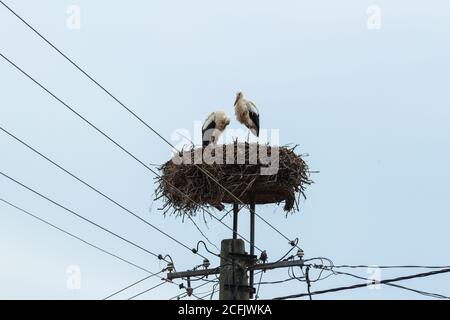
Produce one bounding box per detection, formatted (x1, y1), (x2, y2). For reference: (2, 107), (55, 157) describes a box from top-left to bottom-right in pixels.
(234, 96), (240, 106)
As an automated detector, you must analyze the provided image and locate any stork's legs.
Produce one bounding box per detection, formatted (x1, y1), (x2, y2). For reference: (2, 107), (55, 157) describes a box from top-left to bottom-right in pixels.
(247, 131), (250, 142)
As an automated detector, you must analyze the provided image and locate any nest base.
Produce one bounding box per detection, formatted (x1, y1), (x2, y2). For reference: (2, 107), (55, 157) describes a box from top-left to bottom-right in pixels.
(156, 142), (312, 217)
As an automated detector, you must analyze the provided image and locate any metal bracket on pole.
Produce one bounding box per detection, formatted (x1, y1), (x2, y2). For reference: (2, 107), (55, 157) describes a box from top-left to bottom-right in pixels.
(249, 200), (256, 299)
(248, 259), (305, 271)
(166, 267), (220, 280)
(229, 252), (257, 261)
(166, 260), (305, 280)
(233, 203), (239, 240)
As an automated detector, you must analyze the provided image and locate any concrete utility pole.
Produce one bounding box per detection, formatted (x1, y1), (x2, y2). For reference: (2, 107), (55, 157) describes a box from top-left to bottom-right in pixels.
(219, 239), (251, 300)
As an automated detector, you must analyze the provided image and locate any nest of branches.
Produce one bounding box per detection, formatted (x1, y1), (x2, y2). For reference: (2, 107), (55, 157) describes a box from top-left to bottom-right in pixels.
(155, 142), (312, 217)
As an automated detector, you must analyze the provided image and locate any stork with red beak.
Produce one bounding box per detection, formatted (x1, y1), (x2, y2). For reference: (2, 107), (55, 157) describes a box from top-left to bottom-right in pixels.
(202, 111), (230, 147)
(234, 91), (260, 138)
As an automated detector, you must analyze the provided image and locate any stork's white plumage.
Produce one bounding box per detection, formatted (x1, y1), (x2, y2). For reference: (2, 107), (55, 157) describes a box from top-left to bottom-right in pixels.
(202, 111), (230, 147)
(234, 91), (260, 137)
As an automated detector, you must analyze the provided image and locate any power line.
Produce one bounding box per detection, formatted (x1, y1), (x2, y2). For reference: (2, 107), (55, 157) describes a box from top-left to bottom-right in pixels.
(194, 241), (221, 259)
(186, 216), (219, 252)
(332, 264), (450, 269)
(0, 171), (165, 261)
(104, 271), (165, 300)
(0, 197), (182, 299)
(0, 1), (237, 244)
(255, 271), (264, 300)
(0, 125), (205, 260)
(256, 277), (299, 286)
(128, 281), (167, 300)
(273, 268), (450, 300)
(0, 55), (203, 259)
(0, 125), (235, 269)
(169, 281), (210, 300)
(0, 198), (159, 276)
(192, 293), (205, 300)
(0, 1), (298, 252)
(0, 52), (258, 253)
(199, 283), (219, 300)
(330, 269), (450, 300)
(387, 283), (450, 299)
(0, 4), (236, 253)
(0, 0), (175, 150)
(274, 238), (298, 263)
(193, 283), (219, 300)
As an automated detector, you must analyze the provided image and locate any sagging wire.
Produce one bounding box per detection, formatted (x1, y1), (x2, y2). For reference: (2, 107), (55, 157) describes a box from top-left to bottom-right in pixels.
(305, 266), (312, 300)
(255, 271), (264, 300)
(185, 214), (220, 252)
(159, 254), (176, 273)
(193, 240), (221, 259)
(275, 238), (300, 262)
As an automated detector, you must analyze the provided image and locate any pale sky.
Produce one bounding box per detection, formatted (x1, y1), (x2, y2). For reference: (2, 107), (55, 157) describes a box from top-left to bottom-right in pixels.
(1, 0), (449, 300)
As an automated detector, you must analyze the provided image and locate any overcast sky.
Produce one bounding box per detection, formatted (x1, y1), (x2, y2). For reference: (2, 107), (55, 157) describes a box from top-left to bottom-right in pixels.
(1, 0), (449, 300)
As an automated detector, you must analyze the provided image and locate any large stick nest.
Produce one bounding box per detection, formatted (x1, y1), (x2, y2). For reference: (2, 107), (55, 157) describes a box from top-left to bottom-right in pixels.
(155, 142), (313, 217)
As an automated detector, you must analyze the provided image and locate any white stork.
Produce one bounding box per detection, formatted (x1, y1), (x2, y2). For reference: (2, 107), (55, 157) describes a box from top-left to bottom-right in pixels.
(202, 111), (230, 147)
(234, 91), (260, 138)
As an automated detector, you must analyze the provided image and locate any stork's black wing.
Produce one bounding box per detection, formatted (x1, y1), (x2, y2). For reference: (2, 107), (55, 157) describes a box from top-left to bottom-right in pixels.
(202, 120), (216, 147)
(248, 110), (260, 137)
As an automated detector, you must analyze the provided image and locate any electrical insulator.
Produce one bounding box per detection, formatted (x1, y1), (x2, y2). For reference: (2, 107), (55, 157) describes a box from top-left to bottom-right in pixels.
(297, 249), (304, 259)
(186, 287), (193, 297)
(167, 262), (174, 272)
(203, 258), (210, 269)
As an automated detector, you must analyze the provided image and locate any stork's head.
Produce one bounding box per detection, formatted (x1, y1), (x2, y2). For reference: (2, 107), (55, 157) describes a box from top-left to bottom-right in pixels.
(234, 91), (243, 106)
(216, 111), (231, 129)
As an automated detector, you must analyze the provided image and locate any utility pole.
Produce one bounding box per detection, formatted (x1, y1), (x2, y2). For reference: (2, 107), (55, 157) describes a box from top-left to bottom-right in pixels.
(219, 239), (252, 300)
(166, 203), (305, 300)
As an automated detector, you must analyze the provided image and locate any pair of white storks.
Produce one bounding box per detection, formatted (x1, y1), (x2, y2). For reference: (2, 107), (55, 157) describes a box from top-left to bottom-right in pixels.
(202, 92), (260, 147)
